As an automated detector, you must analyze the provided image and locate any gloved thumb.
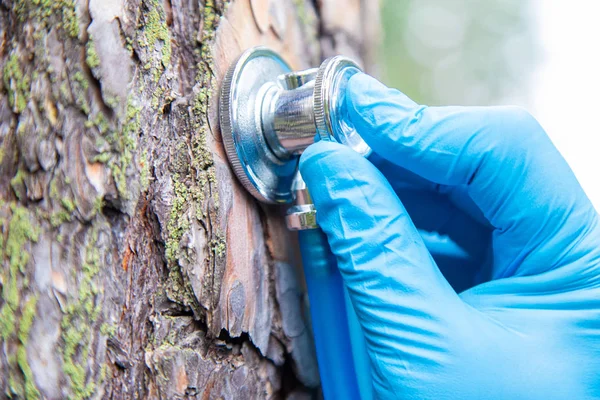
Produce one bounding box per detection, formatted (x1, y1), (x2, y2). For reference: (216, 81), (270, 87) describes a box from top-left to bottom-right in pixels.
(299, 141), (464, 362)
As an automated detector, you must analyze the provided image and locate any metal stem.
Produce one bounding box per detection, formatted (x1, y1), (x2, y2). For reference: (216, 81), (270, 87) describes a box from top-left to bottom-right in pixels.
(262, 68), (319, 160)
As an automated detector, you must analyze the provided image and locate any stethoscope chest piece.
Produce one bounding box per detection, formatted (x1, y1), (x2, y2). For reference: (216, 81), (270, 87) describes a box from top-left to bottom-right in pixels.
(219, 46), (370, 204)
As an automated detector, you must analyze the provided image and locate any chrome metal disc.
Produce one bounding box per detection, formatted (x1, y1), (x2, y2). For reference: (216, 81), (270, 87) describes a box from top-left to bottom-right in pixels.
(314, 56), (372, 157)
(219, 47), (299, 204)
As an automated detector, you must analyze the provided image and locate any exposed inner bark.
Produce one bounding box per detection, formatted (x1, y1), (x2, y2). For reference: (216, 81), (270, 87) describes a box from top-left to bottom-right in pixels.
(0, 0), (379, 398)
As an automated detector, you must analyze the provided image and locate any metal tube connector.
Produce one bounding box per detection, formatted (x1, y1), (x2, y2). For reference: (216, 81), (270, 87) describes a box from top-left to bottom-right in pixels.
(285, 172), (317, 230)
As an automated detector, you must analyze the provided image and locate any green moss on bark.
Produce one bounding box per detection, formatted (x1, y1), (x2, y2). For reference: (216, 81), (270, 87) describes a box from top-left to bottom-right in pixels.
(17, 296), (40, 400)
(60, 228), (101, 399)
(166, 173), (190, 262)
(110, 98), (141, 199)
(10, 169), (27, 201)
(85, 39), (100, 69)
(84, 96), (140, 201)
(162, 0), (227, 312)
(3, 54), (30, 114)
(139, 0), (172, 84)
(13, 0), (79, 38)
(144, 0), (172, 67)
(0, 204), (40, 398)
(17, 296), (38, 345)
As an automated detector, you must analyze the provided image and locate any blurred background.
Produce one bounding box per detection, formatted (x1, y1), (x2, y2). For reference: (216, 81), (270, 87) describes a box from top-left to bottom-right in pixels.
(379, 0), (600, 211)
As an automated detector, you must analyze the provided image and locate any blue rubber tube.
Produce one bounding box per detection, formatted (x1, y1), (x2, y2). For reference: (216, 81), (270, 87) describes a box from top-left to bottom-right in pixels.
(298, 228), (361, 400)
(344, 287), (373, 400)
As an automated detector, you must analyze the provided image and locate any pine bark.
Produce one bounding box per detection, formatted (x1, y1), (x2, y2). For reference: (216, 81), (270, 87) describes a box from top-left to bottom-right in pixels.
(0, 0), (379, 398)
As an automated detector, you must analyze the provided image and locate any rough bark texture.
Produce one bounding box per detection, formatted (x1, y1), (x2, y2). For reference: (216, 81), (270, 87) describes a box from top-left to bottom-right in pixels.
(0, 0), (379, 398)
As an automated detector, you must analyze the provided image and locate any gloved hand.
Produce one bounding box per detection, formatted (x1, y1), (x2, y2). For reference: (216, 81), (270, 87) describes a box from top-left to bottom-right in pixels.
(300, 73), (600, 400)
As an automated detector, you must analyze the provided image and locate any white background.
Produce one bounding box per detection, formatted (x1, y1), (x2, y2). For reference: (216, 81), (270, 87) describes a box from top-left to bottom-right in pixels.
(531, 0), (600, 211)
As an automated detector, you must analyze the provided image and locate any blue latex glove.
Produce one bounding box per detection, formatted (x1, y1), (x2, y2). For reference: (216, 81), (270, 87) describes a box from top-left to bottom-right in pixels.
(300, 73), (600, 400)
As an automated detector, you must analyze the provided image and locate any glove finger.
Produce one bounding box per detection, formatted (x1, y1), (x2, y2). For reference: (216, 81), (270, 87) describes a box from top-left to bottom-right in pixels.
(347, 73), (600, 279)
(299, 141), (466, 369)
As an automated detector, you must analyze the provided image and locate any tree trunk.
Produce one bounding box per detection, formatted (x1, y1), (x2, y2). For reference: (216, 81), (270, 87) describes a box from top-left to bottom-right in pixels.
(0, 0), (379, 398)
